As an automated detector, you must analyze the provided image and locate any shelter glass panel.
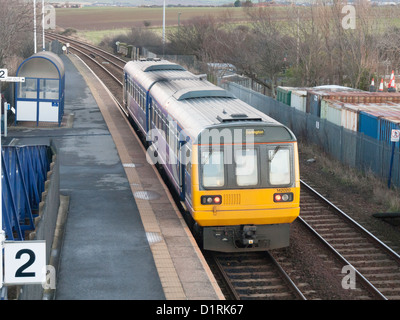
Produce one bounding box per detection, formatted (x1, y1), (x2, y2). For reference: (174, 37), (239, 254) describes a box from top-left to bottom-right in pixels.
(39, 79), (59, 100)
(18, 78), (37, 99)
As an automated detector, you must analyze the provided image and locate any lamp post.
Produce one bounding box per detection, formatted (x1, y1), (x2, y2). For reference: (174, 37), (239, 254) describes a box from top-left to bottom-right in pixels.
(34, 0), (37, 53)
(42, 0), (45, 51)
(178, 12), (181, 40)
(163, 0), (166, 56)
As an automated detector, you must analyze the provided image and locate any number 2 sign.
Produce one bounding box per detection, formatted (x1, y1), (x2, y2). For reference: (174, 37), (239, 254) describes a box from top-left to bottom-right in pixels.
(4, 241), (46, 285)
(0, 69), (8, 80)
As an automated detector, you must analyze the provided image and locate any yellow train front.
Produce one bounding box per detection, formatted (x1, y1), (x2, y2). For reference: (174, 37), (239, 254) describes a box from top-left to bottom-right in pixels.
(122, 59), (299, 253)
(189, 123), (300, 252)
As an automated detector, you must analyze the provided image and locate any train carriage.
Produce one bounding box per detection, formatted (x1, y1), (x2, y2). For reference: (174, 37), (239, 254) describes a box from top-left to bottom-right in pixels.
(123, 59), (300, 252)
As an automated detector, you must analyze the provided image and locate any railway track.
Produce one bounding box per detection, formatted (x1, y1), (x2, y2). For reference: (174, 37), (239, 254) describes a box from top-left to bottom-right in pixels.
(300, 179), (400, 300)
(45, 32), (125, 108)
(45, 34), (400, 300)
(46, 32), (127, 68)
(206, 252), (307, 300)
(205, 180), (400, 300)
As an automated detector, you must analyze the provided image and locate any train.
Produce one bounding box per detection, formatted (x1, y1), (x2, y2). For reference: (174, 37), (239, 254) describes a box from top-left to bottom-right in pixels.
(123, 58), (300, 252)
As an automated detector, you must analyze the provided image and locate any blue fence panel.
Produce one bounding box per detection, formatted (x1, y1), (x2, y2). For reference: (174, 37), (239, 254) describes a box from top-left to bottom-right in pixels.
(379, 117), (400, 148)
(359, 111), (380, 139)
(1, 145), (51, 240)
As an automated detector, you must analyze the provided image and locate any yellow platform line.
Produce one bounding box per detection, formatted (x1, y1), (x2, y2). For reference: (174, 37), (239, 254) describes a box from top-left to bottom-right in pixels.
(68, 54), (224, 300)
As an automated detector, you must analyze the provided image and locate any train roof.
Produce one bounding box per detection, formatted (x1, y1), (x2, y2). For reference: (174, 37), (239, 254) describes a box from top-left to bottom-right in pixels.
(124, 60), (293, 141)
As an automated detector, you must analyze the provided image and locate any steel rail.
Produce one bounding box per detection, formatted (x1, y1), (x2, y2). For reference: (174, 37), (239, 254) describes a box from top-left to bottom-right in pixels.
(212, 253), (241, 300)
(300, 179), (400, 264)
(211, 252), (306, 300)
(298, 216), (387, 300)
(45, 31), (127, 65)
(68, 46), (123, 87)
(266, 251), (307, 300)
(46, 33), (125, 74)
(298, 179), (400, 300)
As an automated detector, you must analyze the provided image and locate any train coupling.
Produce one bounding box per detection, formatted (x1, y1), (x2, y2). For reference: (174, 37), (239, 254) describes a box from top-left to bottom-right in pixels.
(203, 224), (290, 252)
(240, 225), (258, 246)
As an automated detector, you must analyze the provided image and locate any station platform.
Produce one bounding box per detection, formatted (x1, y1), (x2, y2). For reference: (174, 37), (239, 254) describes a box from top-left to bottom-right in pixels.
(4, 53), (224, 300)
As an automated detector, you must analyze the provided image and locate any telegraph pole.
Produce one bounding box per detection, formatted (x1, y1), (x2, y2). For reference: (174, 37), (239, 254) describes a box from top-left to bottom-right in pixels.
(163, 0), (166, 56)
(34, 0), (37, 53)
(42, 0), (45, 51)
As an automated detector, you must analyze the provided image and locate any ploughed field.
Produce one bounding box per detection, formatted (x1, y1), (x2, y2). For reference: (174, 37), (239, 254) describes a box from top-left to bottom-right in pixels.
(55, 6), (251, 31)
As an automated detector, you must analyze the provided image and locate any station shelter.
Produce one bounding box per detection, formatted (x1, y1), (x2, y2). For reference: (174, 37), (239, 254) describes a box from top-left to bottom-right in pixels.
(15, 51), (65, 126)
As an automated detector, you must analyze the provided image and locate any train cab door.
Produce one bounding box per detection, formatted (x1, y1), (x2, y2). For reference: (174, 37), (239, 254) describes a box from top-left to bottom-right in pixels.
(146, 93), (152, 137)
(178, 140), (187, 201)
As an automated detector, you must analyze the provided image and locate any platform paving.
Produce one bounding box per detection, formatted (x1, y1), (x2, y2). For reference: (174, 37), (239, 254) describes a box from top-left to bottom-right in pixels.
(4, 52), (223, 300)
(5, 54), (164, 299)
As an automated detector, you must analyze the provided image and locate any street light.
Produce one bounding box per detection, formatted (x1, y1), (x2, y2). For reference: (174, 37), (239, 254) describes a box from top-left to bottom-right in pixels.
(178, 12), (181, 43)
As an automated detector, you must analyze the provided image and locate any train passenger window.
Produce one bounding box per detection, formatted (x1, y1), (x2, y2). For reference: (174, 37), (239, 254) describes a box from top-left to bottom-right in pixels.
(135, 83), (138, 102)
(162, 113), (166, 133)
(134, 83), (137, 101)
(142, 91), (146, 110)
(158, 112), (162, 130)
(156, 110), (160, 129)
(268, 147), (291, 185)
(201, 151), (224, 187)
(152, 104), (156, 124)
(235, 149), (258, 186)
(130, 79), (133, 95)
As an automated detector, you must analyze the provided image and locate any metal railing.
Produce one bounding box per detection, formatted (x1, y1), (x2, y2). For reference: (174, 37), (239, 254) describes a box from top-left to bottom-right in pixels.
(2, 145), (52, 240)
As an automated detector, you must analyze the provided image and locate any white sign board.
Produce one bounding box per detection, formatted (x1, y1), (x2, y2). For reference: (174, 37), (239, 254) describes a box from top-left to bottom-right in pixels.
(391, 129), (400, 142)
(0, 77), (25, 83)
(4, 241), (46, 285)
(0, 69), (8, 80)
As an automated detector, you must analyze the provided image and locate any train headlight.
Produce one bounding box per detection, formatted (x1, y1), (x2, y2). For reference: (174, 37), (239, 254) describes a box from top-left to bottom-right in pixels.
(273, 193), (293, 202)
(201, 195), (222, 205)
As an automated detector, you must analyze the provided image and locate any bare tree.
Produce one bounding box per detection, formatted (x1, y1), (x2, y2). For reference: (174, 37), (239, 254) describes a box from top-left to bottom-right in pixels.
(162, 3), (400, 93)
(0, 0), (33, 72)
(246, 7), (288, 96)
(167, 15), (221, 60)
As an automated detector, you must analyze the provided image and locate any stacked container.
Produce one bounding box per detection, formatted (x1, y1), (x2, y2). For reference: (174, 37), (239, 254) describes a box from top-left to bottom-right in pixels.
(276, 87), (293, 106)
(276, 86), (400, 147)
(290, 90), (308, 112)
(305, 86), (364, 117)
